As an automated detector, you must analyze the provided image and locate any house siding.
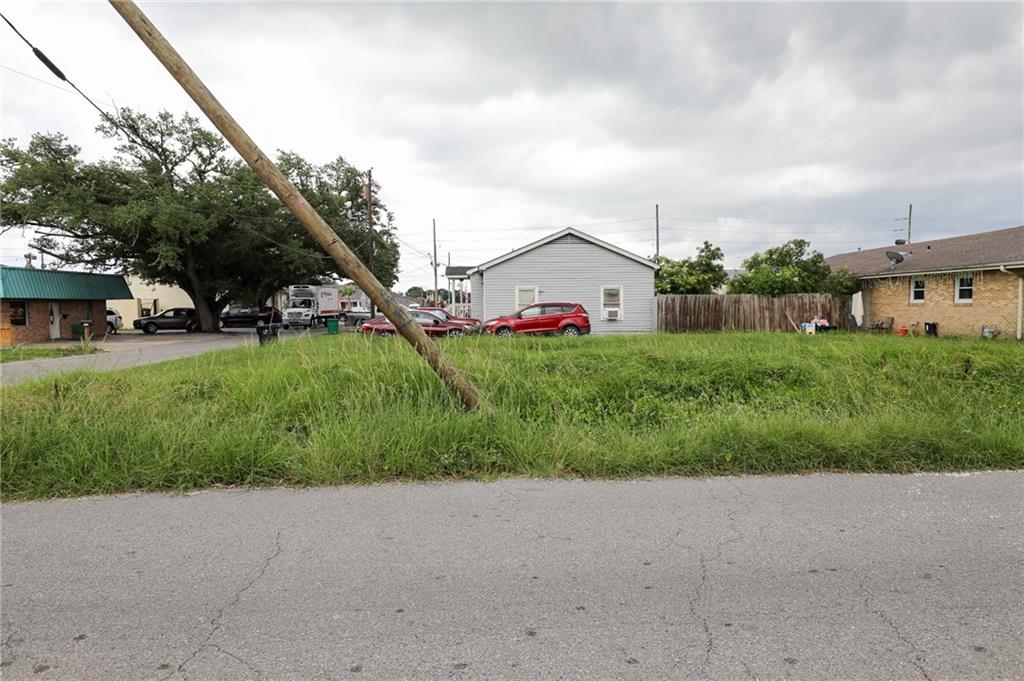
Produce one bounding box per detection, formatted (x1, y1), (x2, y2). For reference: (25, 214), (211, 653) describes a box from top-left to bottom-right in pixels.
(862, 270), (1019, 338)
(470, 272), (485, 320)
(476, 237), (655, 334)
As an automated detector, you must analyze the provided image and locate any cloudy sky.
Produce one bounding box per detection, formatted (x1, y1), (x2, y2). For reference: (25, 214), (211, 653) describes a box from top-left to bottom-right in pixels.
(2, 1), (1021, 290)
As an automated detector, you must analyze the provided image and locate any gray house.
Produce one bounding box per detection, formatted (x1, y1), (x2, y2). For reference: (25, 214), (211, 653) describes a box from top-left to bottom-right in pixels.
(468, 228), (658, 334)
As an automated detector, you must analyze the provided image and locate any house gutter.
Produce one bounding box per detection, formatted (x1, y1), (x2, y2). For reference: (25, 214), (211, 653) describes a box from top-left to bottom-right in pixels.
(857, 261), (1024, 280)
(999, 265), (1024, 340)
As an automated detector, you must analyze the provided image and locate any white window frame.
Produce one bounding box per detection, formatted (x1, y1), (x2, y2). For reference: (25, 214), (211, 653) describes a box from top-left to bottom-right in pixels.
(955, 275), (973, 304)
(600, 284), (624, 321)
(514, 285), (538, 309)
(909, 277), (925, 304)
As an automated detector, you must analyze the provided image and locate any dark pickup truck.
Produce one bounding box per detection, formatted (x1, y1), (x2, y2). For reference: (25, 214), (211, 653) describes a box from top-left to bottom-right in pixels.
(220, 306), (282, 328)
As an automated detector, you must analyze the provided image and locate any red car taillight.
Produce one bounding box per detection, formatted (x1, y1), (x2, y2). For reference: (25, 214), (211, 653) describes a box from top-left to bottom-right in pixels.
(361, 323), (371, 332)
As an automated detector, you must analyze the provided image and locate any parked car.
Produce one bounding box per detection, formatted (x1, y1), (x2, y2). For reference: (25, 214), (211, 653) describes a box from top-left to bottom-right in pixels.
(106, 308), (123, 334)
(361, 309), (467, 337)
(419, 307), (481, 332)
(482, 302), (590, 337)
(220, 306), (282, 328)
(133, 307), (197, 334)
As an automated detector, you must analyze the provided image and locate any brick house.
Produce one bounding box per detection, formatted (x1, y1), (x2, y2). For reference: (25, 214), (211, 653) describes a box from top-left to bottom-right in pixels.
(826, 226), (1024, 340)
(0, 266), (133, 346)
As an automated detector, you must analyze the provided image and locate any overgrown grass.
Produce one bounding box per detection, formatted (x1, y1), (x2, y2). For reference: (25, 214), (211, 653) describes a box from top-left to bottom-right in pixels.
(0, 343), (99, 364)
(2, 332), (1021, 499)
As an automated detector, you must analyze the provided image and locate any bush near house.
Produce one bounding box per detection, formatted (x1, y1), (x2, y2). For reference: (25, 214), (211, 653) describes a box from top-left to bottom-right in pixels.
(1, 333), (1021, 499)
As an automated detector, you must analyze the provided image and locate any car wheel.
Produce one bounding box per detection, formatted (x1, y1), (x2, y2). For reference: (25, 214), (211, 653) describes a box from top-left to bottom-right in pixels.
(218, 319), (225, 329)
(447, 329), (463, 338)
(378, 331), (393, 338)
(143, 322), (158, 335)
(185, 321), (198, 333)
(561, 324), (581, 337)
(495, 326), (514, 338)
(106, 322), (115, 334)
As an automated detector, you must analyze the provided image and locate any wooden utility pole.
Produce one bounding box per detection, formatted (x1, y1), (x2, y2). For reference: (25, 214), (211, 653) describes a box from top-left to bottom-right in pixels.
(906, 203), (913, 244)
(655, 204), (660, 259)
(366, 168), (375, 319)
(432, 219), (438, 306)
(108, 0), (488, 412)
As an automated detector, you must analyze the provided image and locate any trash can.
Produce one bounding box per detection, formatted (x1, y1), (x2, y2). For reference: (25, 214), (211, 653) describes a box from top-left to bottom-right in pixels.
(326, 318), (340, 335)
(257, 323), (281, 345)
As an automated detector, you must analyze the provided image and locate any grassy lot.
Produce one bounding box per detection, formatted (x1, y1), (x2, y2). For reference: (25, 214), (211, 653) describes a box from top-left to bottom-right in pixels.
(2, 332), (1021, 499)
(0, 344), (100, 364)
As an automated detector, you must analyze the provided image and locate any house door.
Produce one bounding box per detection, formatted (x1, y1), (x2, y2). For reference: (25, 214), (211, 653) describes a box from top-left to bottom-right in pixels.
(48, 302), (61, 340)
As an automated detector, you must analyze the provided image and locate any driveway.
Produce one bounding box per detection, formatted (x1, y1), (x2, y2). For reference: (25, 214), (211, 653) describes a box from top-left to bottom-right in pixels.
(1, 472), (1021, 680)
(0, 328), (325, 386)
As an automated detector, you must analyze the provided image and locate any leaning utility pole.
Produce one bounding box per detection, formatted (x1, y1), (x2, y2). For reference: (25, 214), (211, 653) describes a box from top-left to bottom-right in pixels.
(655, 203), (660, 259)
(365, 168), (375, 319)
(432, 219), (439, 306)
(906, 203), (913, 244)
(108, 0), (488, 412)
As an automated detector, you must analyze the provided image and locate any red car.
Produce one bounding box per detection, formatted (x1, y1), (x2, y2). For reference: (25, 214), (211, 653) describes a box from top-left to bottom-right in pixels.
(482, 302), (590, 337)
(361, 309), (467, 337)
(419, 307), (481, 331)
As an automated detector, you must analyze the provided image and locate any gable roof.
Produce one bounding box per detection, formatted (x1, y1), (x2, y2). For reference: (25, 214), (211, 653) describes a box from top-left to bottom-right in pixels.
(0, 266), (134, 300)
(445, 265), (471, 278)
(825, 225), (1024, 278)
(469, 227), (658, 274)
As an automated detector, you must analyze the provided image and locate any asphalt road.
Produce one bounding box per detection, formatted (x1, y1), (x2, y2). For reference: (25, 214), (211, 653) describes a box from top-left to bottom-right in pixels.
(2, 473), (1022, 680)
(0, 328), (327, 387)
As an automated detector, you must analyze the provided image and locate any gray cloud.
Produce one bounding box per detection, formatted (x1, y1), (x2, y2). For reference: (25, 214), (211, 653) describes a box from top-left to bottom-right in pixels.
(1, 2), (1020, 280)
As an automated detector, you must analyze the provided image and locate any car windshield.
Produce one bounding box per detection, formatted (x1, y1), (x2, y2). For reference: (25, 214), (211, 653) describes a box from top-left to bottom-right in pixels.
(289, 299), (314, 309)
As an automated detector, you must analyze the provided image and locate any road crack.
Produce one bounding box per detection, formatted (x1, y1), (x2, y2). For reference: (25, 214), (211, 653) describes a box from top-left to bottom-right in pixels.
(859, 579), (932, 681)
(161, 527), (287, 680)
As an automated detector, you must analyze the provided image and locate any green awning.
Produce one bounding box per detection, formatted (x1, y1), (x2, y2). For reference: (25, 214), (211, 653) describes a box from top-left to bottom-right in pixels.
(0, 266), (133, 301)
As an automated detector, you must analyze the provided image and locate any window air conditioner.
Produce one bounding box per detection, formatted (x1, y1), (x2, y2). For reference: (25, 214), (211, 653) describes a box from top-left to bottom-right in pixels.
(606, 309), (620, 320)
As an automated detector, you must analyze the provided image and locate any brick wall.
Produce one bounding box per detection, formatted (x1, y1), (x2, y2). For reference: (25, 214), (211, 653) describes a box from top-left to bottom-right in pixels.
(862, 270), (1020, 338)
(1, 299), (107, 344)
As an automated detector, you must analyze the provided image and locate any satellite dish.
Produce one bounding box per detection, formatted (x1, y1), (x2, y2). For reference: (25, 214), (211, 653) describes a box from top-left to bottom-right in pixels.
(885, 251), (905, 269)
(894, 239), (907, 245)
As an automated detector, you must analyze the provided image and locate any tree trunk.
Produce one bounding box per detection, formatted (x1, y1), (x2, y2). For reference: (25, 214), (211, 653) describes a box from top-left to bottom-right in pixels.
(181, 251), (221, 333)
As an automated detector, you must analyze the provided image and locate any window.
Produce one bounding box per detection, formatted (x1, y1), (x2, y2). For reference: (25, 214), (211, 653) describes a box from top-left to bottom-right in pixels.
(519, 305), (543, 318)
(601, 285), (623, 320)
(9, 301), (27, 326)
(515, 286), (538, 308)
(541, 305), (567, 315)
(956, 275), (973, 303)
(910, 277), (925, 303)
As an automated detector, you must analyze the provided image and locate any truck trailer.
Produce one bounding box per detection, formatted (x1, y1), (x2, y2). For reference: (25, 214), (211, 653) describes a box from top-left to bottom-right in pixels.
(283, 285), (341, 328)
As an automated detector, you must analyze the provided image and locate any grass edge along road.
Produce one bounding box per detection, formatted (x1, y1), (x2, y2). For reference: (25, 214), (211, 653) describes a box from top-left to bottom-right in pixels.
(2, 332), (1022, 500)
(0, 343), (99, 364)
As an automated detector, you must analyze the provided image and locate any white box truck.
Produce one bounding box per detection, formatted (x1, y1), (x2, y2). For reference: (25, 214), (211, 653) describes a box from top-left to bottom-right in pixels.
(283, 284), (341, 328)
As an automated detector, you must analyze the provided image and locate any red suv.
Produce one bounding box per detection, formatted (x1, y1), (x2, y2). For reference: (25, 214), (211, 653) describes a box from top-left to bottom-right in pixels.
(482, 302), (590, 337)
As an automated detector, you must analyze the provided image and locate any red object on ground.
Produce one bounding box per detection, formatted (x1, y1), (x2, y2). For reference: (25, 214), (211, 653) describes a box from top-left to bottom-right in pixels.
(481, 303), (591, 337)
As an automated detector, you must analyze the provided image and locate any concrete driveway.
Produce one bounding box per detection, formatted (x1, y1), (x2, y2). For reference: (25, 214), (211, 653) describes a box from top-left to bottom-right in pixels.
(2, 472), (1021, 680)
(0, 328), (326, 387)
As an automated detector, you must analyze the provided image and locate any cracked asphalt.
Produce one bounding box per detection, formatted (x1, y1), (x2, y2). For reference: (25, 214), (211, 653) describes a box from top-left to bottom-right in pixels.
(2, 472), (1022, 680)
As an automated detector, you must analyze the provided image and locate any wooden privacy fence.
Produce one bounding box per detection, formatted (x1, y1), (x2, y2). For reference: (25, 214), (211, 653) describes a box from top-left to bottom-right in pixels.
(657, 294), (850, 333)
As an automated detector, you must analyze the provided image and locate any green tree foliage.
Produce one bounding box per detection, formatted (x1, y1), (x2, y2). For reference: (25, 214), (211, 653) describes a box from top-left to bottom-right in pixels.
(726, 239), (859, 295)
(405, 286), (425, 299)
(654, 241), (728, 294)
(0, 110), (400, 331)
